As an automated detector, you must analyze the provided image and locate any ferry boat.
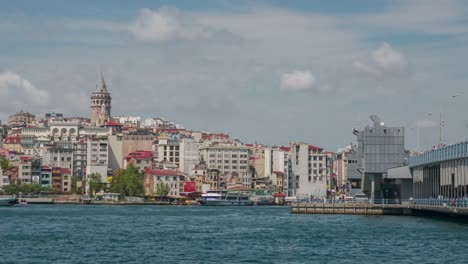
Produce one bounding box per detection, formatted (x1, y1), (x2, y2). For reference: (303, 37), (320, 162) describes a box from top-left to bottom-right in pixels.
(0, 196), (17, 206)
(198, 191), (253, 206)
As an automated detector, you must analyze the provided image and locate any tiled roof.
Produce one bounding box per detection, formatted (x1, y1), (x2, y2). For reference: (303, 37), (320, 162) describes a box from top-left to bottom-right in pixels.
(144, 168), (179, 176)
(279, 146), (290, 152)
(309, 145), (323, 151)
(4, 136), (21, 144)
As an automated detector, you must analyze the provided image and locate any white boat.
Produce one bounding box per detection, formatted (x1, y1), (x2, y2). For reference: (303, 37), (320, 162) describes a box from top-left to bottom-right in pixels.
(0, 196), (17, 206)
(198, 191), (253, 206)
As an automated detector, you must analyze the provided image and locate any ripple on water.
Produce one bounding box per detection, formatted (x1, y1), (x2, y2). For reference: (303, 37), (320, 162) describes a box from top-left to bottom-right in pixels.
(1, 205), (468, 264)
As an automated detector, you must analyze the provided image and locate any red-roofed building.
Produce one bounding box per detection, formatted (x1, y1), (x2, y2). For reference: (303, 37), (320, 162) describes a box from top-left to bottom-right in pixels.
(3, 135), (22, 152)
(279, 146), (290, 152)
(124, 150), (154, 171)
(144, 168), (182, 196)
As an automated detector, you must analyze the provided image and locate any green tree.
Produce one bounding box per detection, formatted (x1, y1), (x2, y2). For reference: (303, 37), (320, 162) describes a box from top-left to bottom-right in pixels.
(88, 173), (102, 197)
(109, 164), (144, 199)
(155, 182), (171, 196)
(0, 156), (11, 171)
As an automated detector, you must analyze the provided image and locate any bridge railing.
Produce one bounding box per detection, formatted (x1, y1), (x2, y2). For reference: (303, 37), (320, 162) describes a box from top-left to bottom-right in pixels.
(410, 198), (468, 208)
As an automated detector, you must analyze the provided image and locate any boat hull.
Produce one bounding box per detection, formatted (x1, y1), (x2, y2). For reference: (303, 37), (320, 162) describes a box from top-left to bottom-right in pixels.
(199, 200), (253, 206)
(0, 198), (17, 206)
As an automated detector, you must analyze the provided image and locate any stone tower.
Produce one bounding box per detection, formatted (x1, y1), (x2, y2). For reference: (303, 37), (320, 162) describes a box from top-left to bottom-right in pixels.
(90, 71), (111, 126)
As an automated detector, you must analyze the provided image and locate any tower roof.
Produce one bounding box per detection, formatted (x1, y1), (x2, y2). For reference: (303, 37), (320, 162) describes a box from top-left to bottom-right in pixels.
(95, 71), (108, 93)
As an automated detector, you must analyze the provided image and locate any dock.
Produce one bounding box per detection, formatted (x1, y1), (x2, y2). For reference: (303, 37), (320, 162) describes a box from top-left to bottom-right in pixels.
(290, 202), (468, 218)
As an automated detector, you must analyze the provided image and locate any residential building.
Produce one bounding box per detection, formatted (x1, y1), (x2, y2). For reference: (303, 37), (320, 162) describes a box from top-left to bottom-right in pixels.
(108, 130), (153, 170)
(144, 168), (181, 196)
(61, 168), (72, 193)
(124, 150), (154, 171)
(43, 146), (74, 171)
(179, 138), (199, 175)
(199, 145), (250, 175)
(51, 167), (62, 191)
(3, 135), (22, 153)
(8, 111), (35, 127)
(288, 143), (327, 199)
(85, 137), (109, 185)
(157, 136), (180, 167)
(18, 156), (41, 184)
(40, 166), (52, 188)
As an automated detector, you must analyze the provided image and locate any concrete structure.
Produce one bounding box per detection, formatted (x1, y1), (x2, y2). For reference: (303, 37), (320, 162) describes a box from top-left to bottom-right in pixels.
(90, 72), (111, 127)
(409, 141), (468, 199)
(288, 143), (327, 199)
(179, 138), (199, 175)
(352, 115), (407, 201)
(383, 165), (412, 201)
(199, 145), (250, 175)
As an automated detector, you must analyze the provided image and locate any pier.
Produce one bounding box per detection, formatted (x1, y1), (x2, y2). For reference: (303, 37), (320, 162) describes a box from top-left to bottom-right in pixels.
(290, 201), (468, 218)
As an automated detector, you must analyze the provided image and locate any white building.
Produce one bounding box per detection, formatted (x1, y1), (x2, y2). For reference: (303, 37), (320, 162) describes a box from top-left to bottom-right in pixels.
(199, 145), (250, 175)
(179, 138), (199, 175)
(288, 143), (327, 199)
(85, 137), (109, 190)
(157, 137), (180, 168)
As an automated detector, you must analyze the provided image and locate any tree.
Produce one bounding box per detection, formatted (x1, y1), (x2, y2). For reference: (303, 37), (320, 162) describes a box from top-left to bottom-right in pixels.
(155, 182), (171, 196)
(88, 173), (102, 197)
(0, 157), (11, 171)
(109, 164), (144, 199)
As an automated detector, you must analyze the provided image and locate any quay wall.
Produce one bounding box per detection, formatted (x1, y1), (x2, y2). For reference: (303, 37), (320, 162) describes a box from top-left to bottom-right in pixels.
(290, 203), (468, 218)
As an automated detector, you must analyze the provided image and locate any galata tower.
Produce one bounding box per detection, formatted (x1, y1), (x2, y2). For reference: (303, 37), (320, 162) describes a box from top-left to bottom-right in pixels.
(90, 71), (111, 126)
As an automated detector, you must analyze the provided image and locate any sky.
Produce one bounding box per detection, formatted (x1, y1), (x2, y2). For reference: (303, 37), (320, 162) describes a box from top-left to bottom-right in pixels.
(0, 0), (468, 151)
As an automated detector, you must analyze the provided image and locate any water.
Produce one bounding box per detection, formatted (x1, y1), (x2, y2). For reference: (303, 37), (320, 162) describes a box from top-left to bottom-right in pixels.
(1, 205), (468, 264)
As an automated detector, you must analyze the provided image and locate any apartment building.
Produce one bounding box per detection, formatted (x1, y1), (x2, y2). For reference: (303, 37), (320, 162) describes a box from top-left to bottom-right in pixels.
(288, 143), (327, 199)
(199, 145), (250, 175)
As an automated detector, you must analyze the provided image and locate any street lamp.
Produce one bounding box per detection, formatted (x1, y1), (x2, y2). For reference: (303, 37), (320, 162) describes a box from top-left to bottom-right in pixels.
(438, 93), (461, 146)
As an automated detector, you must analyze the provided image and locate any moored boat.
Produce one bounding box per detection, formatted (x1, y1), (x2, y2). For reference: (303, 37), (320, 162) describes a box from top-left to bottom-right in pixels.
(198, 191), (253, 206)
(0, 196), (17, 206)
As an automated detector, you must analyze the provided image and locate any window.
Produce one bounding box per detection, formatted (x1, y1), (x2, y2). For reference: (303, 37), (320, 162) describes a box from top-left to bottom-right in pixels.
(54, 157), (58, 161)
(67, 157), (72, 161)
(232, 154), (238, 158)
(313, 156), (317, 161)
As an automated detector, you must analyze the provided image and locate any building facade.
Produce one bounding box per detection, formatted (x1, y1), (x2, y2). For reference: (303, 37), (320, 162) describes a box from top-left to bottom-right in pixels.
(288, 143), (327, 199)
(353, 115), (406, 200)
(199, 146), (250, 175)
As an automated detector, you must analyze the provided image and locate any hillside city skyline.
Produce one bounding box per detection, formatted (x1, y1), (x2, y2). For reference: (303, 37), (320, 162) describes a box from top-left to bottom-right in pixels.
(1, 1), (467, 151)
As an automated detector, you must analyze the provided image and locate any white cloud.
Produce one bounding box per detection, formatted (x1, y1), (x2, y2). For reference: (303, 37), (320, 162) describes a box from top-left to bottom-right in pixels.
(0, 71), (49, 107)
(129, 7), (209, 42)
(280, 70), (316, 91)
(353, 42), (408, 78)
(371, 42), (408, 70)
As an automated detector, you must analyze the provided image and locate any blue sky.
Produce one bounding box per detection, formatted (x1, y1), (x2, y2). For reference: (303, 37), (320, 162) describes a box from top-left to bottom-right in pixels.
(1, 0), (467, 151)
